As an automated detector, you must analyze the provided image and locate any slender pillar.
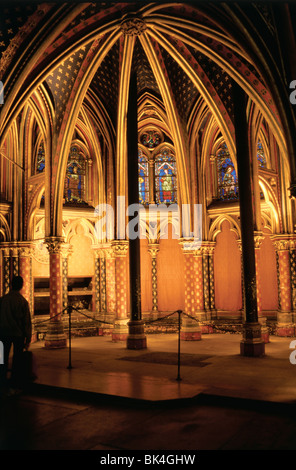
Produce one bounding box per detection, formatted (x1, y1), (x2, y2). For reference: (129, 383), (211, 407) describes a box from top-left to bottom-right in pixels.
(126, 71), (147, 350)
(272, 235), (294, 336)
(112, 240), (129, 341)
(18, 243), (35, 341)
(290, 238), (296, 324)
(193, 248), (204, 315)
(201, 242), (216, 332)
(93, 246), (102, 317)
(61, 244), (72, 313)
(147, 243), (159, 319)
(11, 246), (19, 277)
(105, 245), (116, 323)
(254, 233), (269, 342)
(2, 246), (10, 294)
(179, 239), (201, 340)
(232, 81), (265, 356)
(44, 237), (67, 349)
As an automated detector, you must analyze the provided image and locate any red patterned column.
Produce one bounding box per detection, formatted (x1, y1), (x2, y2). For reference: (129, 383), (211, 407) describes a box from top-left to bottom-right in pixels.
(290, 238), (296, 325)
(105, 245), (116, 321)
(18, 243), (36, 342)
(44, 237), (67, 349)
(179, 239), (201, 341)
(254, 233), (269, 343)
(272, 235), (294, 336)
(147, 243), (159, 319)
(111, 240), (129, 341)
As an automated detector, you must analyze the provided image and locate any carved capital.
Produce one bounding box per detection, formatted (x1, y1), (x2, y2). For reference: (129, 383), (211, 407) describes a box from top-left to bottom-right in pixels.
(271, 235), (290, 251)
(201, 241), (216, 256)
(112, 240), (129, 258)
(18, 243), (33, 257)
(147, 243), (159, 258)
(45, 237), (65, 254)
(254, 232), (264, 249)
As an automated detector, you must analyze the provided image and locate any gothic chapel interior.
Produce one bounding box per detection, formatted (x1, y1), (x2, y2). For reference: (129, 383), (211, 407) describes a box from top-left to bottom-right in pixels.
(0, 1), (296, 356)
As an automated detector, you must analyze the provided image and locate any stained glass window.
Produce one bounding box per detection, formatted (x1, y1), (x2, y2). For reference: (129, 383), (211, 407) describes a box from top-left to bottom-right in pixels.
(155, 148), (177, 205)
(64, 146), (86, 204)
(140, 129), (161, 149)
(138, 149), (149, 205)
(257, 140), (267, 169)
(36, 141), (45, 173)
(217, 143), (238, 200)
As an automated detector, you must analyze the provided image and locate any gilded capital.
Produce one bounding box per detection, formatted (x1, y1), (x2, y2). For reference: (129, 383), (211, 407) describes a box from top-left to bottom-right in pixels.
(45, 237), (65, 254)
(112, 240), (129, 257)
(147, 243), (159, 258)
(271, 235), (290, 251)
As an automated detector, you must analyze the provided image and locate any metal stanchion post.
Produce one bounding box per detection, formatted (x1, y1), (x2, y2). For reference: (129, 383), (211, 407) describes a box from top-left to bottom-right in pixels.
(67, 306), (73, 370)
(176, 310), (182, 381)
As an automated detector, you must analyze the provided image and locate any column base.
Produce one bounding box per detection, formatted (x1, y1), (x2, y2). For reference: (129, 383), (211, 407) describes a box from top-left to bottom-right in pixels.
(240, 341), (265, 357)
(276, 312), (295, 337)
(259, 316), (270, 343)
(276, 324), (295, 337)
(240, 322), (265, 357)
(44, 320), (67, 349)
(127, 320), (147, 350)
(200, 325), (214, 334)
(112, 318), (129, 342)
(181, 317), (201, 341)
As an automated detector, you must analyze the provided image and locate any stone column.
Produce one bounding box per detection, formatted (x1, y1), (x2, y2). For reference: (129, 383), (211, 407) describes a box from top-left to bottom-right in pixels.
(93, 246), (102, 317)
(290, 238), (296, 324)
(126, 71), (147, 350)
(232, 80), (264, 356)
(44, 237), (67, 349)
(2, 245), (11, 294)
(193, 248), (204, 316)
(61, 244), (72, 313)
(112, 240), (129, 341)
(272, 235), (294, 336)
(11, 245), (19, 277)
(105, 244), (116, 326)
(147, 243), (159, 319)
(200, 242), (216, 332)
(179, 239), (201, 340)
(18, 243), (35, 341)
(254, 233), (269, 343)
(94, 243), (116, 335)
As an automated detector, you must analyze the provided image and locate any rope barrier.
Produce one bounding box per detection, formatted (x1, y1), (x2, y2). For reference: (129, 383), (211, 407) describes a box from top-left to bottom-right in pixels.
(33, 306), (243, 334)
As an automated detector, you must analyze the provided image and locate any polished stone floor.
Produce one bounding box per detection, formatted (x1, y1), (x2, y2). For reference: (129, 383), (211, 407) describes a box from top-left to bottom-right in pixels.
(1, 333), (296, 452)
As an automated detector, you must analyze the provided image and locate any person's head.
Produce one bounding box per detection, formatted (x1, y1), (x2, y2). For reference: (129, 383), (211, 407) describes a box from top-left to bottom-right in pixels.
(11, 275), (24, 291)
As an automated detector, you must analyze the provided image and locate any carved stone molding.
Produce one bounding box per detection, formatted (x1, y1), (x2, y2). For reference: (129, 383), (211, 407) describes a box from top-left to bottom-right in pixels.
(120, 16), (147, 36)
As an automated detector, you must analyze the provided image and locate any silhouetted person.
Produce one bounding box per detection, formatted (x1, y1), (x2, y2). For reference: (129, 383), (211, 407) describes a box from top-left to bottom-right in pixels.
(0, 275), (32, 392)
